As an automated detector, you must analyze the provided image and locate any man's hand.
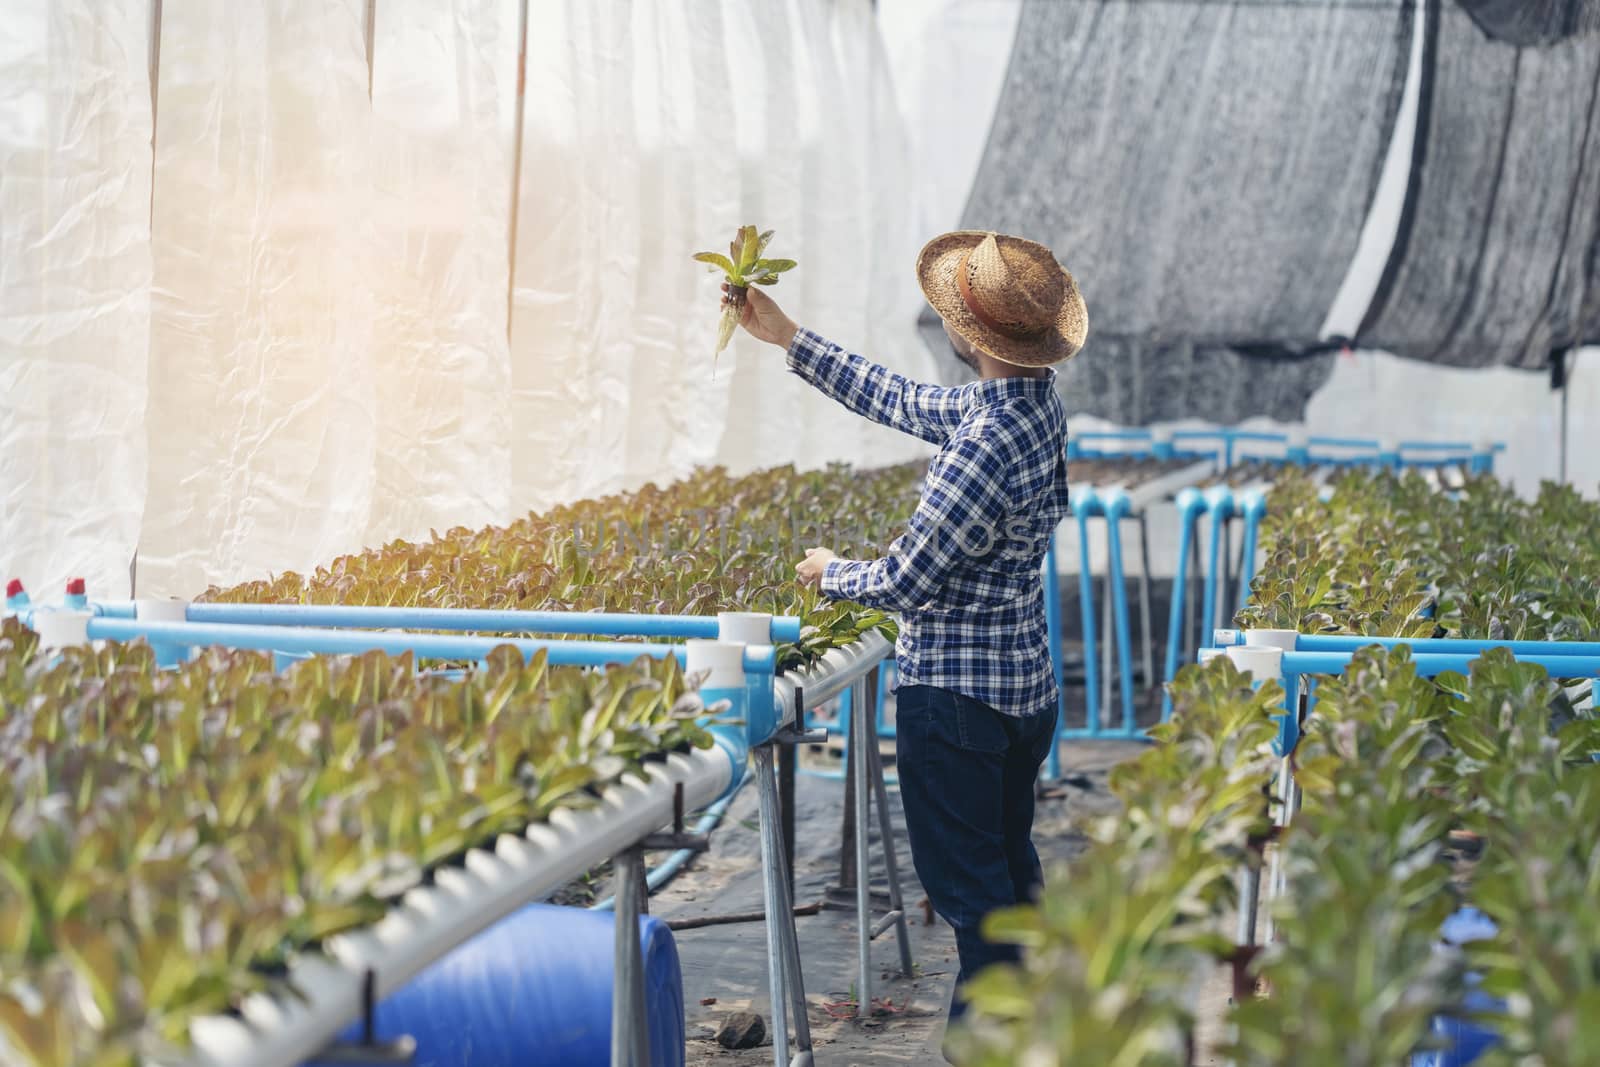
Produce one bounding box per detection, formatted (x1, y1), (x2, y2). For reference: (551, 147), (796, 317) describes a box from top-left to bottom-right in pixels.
(723, 283), (799, 350)
(795, 546), (837, 588)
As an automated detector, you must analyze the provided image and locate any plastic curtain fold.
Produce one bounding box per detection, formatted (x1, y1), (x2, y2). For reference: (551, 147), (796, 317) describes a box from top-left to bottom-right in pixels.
(0, 1), (152, 601)
(712, 0), (939, 473)
(1358, 0), (1600, 367)
(710, 0), (814, 473)
(4, 0), (931, 597)
(361, 0), (519, 549)
(140, 0), (380, 597)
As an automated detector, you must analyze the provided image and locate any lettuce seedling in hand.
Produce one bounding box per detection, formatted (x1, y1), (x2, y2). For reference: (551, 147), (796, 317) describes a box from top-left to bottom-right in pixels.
(693, 225), (797, 366)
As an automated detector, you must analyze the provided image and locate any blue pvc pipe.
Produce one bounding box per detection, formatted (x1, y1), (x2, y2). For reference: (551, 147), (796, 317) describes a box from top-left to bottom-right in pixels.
(589, 776), (747, 913)
(1162, 488), (1207, 721)
(1309, 435), (1380, 450)
(1274, 670), (1300, 756)
(1236, 490), (1267, 609)
(874, 658), (897, 739)
(1072, 489), (1101, 733)
(1199, 487), (1234, 640)
(90, 602), (803, 643)
(1210, 632), (1600, 659)
(1280, 650), (1600, 682)
(1044, 530), (1066, 779)
(1101, 489), (1137, 733)
(1301, 635), (1600, 657)
(84, 617), (778, 675)
(1072, 430), (1153, 442)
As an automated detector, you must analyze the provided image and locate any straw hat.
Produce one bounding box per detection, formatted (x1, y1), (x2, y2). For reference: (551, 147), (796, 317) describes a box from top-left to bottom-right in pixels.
(917, 231), (1087, 367)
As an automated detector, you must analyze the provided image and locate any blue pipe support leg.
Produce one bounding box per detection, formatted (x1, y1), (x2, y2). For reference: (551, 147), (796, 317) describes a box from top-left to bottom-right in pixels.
(1236, 490), (1268, 609)
(1199, 487), (1235, 642)
(1072, 488), (1101, 733)
(1274, 672), (1301, 757)
(1100, 489), (1138, 734)
(1162, 488), (1207, 722)
(874, 659), (896, 739)
(1043, 530), (1066, 779)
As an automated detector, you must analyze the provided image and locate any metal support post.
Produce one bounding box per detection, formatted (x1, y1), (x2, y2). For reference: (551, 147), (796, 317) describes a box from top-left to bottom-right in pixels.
(1261, 676), (1300, 946)
(1234, 862), (1261, 950)
(850, 675), (874, 1015)
(864, 668), (915, 978)
(837, 716), (858, 892)
(612, 847), (651, 1067)
(779, 739), (797, 899)
(1262, 755), (1293, 946)
(753, 747), (795, 1066)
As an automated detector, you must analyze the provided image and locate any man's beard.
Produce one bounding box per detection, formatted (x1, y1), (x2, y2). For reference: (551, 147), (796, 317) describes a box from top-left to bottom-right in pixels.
(952, 343), (980, 374)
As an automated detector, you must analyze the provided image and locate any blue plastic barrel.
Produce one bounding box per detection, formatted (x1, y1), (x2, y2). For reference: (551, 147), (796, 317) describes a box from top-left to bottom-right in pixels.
(1411, 907), (1502, 1067)
(308, 903), (685, 1067)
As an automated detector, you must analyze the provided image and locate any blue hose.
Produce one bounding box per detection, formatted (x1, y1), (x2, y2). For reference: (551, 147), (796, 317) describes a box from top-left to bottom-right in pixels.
(589, 773), (749, 912)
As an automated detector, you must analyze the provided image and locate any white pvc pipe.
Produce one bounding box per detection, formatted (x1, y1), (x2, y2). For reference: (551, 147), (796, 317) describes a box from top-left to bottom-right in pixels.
(32, 609), (92, 650)
(1243, 629), (1298, 652)
(1225, 645), (1284, 684)
(686, 639), (746, 690)
(174, 746), (732, 1067)
(716, 611), (773, 646)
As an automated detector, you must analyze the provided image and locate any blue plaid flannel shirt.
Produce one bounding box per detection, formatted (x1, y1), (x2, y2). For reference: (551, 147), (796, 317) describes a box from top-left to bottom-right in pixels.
(787, 328), (1069, 719)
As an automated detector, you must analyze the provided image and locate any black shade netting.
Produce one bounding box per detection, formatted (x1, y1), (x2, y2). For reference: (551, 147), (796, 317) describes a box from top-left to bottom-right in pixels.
(917, 325), (1338, 425)
(1359, 0), (1600, 368)
(1455, 0), (1600, 46)
(936, 0), (1413, 425)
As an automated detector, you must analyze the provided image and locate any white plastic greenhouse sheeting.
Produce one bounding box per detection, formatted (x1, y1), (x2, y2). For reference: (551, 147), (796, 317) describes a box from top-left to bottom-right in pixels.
(0, 0), (153, 607)
(2, 0), (938, 600)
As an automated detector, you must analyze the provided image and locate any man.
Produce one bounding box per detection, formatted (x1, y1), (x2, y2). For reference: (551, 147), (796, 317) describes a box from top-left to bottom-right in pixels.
(724, 230), (1086, 1022)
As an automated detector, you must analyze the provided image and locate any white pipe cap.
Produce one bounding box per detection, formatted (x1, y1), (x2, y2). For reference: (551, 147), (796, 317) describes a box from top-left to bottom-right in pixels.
(1243, 628), (1298, 652)
(34, 609), (92, 651)
(1226, 644), (1283, 683)
(685, 639), (745, 689)
(716, 612), (771, 646)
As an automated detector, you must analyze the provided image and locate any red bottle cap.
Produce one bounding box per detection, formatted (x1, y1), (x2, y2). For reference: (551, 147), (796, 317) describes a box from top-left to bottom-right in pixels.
(4, 579), (22, 598)
(66, 577), (86, 595)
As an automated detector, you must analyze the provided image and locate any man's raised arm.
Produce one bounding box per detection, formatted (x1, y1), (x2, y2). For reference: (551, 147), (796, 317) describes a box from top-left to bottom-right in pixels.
(785, 328), (966, 446)
(726, 283), (967, 446)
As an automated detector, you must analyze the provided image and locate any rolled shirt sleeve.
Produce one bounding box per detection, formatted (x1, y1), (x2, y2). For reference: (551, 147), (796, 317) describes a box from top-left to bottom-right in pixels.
(786, 328), (968, 446)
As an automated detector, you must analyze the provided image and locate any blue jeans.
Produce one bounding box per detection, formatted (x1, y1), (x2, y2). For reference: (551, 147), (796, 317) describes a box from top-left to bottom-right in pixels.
(894, 684), (1059, 1019)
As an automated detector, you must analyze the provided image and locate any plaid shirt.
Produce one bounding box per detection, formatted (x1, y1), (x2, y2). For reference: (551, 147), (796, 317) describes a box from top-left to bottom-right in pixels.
(787, 328), (1069, 718)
